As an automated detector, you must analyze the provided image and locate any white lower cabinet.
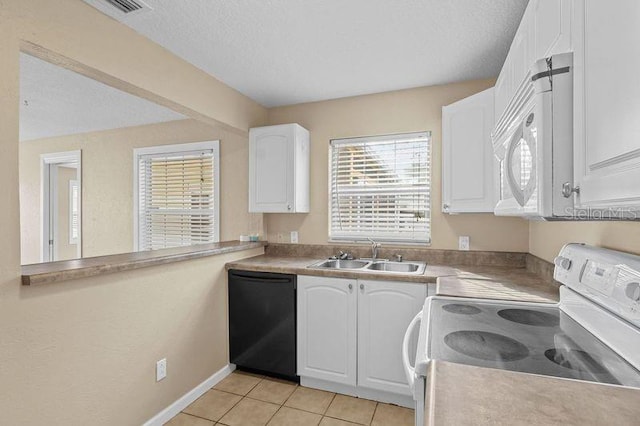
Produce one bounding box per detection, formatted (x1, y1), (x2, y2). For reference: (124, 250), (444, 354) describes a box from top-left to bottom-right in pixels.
(297, 275), (357, 385)
(297, 275), (426, 406)
(357, 279), (426, 395)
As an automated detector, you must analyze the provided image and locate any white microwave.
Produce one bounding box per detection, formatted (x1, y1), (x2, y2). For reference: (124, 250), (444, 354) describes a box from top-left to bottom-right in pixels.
(493, 53), (574, 218)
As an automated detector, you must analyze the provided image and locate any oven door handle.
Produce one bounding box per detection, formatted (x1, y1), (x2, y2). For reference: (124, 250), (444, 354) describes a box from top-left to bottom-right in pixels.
(402, 310), (423, 395)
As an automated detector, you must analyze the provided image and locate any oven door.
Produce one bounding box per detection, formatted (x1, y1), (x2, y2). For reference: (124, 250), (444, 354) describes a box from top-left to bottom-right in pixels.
(403, 297), (434, 426)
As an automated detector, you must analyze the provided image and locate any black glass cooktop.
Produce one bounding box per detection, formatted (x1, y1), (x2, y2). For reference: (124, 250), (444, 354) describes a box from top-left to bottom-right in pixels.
(428, 299), (640, 388)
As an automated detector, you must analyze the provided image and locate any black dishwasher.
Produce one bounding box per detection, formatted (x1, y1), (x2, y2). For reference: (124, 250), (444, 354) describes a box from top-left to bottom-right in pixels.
(228, 269), (297, 381)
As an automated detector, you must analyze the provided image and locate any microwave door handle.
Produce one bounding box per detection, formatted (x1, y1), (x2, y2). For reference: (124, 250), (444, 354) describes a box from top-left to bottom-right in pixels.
(402, 310), (423, 397)
(505, 124), (527, 207)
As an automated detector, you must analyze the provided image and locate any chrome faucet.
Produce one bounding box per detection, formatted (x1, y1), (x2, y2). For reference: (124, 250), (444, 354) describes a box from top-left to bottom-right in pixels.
(338, 250), (353, 260)
(367, 238), (381, 260)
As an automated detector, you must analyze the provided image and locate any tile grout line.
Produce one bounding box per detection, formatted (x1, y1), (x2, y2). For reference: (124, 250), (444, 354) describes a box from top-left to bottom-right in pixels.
(178, 412), (216, 423)
(323, 392), (338, 416)
(194, 375), (265, 424)
(369, 402), (379, 426)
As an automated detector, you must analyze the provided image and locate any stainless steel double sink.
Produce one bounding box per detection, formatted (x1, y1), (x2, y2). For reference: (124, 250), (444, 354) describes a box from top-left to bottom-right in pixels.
(307, 258), (426, 274)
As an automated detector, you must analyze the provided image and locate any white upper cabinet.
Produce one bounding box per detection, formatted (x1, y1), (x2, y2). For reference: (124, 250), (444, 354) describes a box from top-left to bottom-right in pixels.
(572, 0), (640, 212)
(442, 87), (497, 213)
(249, 123), (310, 213)
(495, 0), (571, 123)
(533, 0), (572, 60)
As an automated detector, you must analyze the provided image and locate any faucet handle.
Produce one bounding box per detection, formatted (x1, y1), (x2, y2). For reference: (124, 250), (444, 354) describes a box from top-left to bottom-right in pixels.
(394, 254), (403, 262)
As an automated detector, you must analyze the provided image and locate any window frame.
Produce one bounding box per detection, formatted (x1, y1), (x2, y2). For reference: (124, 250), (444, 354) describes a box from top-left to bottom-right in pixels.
(328, 131), (432, 245)
(133, 141), (220, 251)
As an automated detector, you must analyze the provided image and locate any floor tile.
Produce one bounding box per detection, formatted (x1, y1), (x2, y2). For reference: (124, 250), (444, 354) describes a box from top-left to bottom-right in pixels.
(247, 378), (297, 405)
(165, 412), (215, 426)
(183, 389), (241, 421)
(218, 397), (280, 426)
(234, 369), (266, 379)
(267, 406), (322, 426)
(371, 403), (415, 426)
(284, 387), (335, 415)
(214, 372), (262, 396)
(319, 417), (361, 426)
(325, 394), (377, 425)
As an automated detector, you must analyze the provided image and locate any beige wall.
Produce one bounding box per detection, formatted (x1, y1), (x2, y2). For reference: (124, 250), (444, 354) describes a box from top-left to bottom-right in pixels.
(1, 1), (268, 424)
(20, 119), (263, 264)
(266, 81), (530, 252)
(529, 221), (640, 262)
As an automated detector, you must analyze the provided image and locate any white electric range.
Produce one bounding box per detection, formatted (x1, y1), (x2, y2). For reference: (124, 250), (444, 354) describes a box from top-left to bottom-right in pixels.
(402, 243), (640, 426)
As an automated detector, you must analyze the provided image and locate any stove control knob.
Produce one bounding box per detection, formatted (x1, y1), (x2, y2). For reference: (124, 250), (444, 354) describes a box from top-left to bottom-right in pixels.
(625, 282), (640, 302)
(554, 256), (572, 271)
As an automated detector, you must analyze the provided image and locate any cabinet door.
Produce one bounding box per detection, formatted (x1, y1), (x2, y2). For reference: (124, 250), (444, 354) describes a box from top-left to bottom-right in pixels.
(494, 57), (512, 123)
(249, 125), (294, 212)
(510, 3), (534, 90)
(534, 0), (572, 59)
(357, 280), (426, 395)
(442, 87), (497, 213)
(297, 275), (357, 385)
(572, 0), (640, 212)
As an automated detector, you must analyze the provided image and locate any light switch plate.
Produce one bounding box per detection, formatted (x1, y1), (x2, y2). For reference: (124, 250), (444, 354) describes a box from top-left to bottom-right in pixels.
(459, 236), (470, 251)
(156, 358), (167, 382)
(290, 231), (299, 244)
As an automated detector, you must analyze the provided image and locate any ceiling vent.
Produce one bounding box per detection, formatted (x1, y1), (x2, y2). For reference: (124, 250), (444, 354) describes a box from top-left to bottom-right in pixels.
(83, 0), (152, 19)
(104, 0), (146, 14)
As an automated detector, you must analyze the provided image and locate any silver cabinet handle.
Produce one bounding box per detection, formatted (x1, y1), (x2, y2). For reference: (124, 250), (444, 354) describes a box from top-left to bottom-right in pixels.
(443, 203), (450, 211)
(287, 204), (292, 210)
(562, 183), (580, 198)
(348, 283), (353, 291)
(360, 284), (364, 290)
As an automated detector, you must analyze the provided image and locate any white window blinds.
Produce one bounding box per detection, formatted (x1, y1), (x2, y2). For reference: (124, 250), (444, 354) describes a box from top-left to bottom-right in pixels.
(330, 132), (431, 244)
(135, 142), (219, 251)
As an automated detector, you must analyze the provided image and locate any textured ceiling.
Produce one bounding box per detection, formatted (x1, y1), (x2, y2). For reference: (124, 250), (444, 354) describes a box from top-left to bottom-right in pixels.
(19, 53), (185, 142)
(108, 0), (528, 107)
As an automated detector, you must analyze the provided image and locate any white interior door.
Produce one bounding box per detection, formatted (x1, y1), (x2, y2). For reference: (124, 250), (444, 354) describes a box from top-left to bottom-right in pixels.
(41, 151), (82, 262)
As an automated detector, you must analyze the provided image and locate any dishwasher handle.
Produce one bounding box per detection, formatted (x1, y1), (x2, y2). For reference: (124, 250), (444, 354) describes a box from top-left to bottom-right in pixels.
(402, 310), (422, 397)
(229, 271), (293, 284)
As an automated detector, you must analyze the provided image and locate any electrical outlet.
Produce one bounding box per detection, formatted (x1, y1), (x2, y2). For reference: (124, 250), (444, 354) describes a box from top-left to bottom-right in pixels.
(156, 358), (167, 382)
(459, 236), (470, 251)
(290, 231), (299, 244)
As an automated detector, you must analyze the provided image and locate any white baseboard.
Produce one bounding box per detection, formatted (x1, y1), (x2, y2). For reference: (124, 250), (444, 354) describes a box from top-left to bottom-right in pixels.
(143, 364), (235, 426)
(300, 376), (414, 409)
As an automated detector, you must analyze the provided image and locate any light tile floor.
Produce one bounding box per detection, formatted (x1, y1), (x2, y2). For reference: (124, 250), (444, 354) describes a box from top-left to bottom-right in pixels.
(166, 370), (415, 426)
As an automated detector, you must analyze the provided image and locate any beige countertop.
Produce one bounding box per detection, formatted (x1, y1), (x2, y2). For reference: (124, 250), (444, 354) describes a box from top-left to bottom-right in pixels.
(226, 255), (560, 303)
(22, 241), (266, 285)
(426, 361), (640, 426)
(436, 265), (559, 303)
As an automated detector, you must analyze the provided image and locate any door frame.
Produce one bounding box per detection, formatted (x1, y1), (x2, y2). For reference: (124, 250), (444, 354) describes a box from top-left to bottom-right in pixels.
(40, 150), (82, 262)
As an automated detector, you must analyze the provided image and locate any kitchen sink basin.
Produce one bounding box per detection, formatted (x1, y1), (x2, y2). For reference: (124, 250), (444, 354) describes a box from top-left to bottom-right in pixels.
(308, 259), (426, 274)
(366, 261), (425, 274)
(311, 259), (369, 269)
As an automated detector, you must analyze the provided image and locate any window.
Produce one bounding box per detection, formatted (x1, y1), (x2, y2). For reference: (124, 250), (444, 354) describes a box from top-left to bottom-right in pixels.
(329, 132), (431, 244)
(68, 179), (79, 244)
(134, 141), (220, 251)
